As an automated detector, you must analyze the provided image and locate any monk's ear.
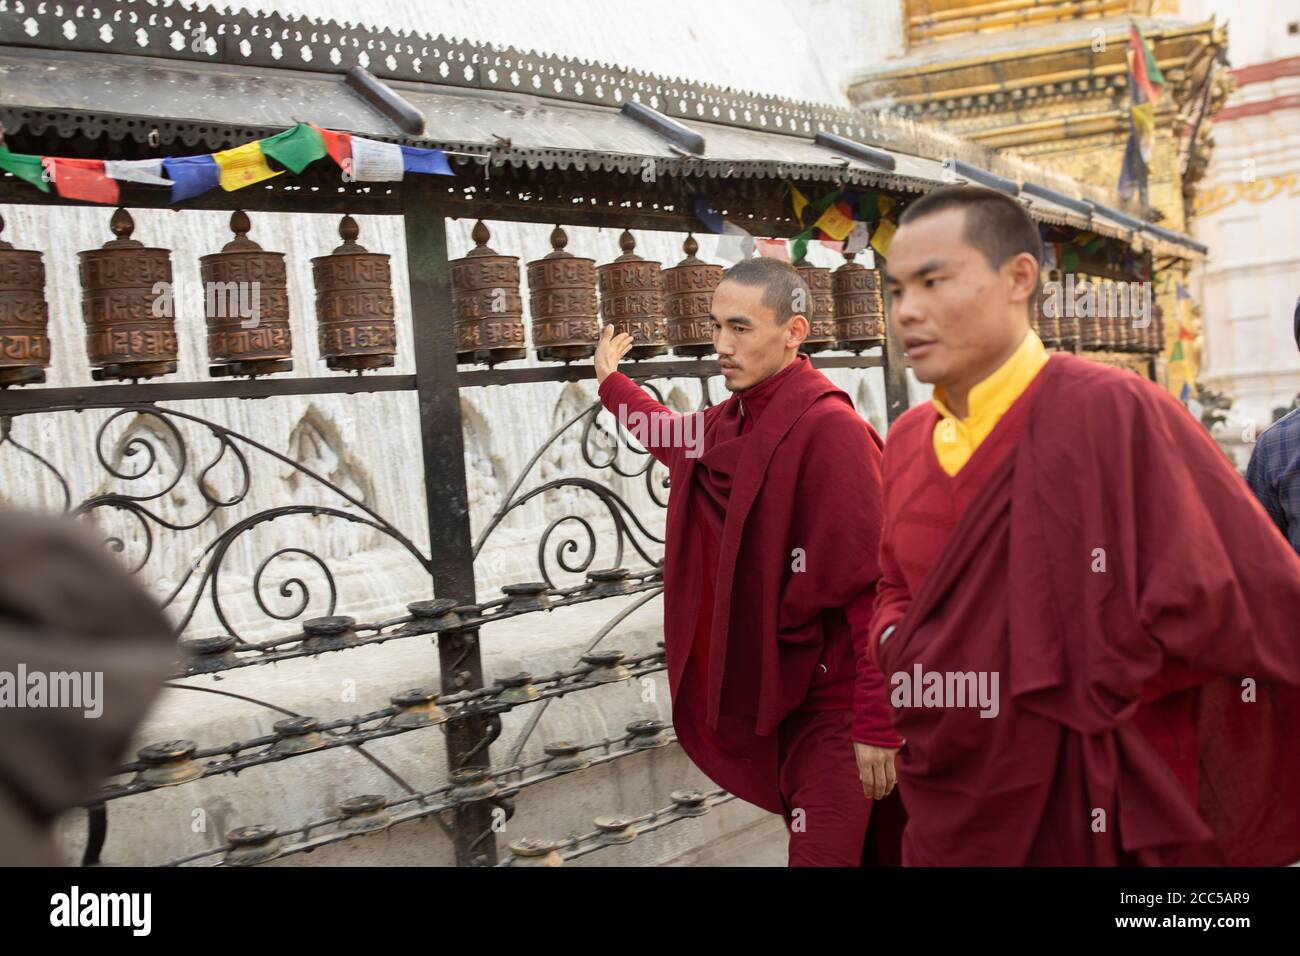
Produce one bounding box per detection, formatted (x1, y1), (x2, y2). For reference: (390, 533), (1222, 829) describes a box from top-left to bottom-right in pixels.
(1006, 252), (1039, 309)
(787, 313), (809, 348)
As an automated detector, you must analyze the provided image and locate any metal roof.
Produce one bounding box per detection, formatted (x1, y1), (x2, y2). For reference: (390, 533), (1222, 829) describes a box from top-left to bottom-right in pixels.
(0, 0), (1204, 258)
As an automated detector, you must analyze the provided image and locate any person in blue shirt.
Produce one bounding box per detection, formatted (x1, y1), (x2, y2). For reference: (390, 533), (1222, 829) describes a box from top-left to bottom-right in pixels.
(1245, 297), (1300, 554)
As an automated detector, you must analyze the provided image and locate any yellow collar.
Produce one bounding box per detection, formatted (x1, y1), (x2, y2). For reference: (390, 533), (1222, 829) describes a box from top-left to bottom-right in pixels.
(932, 330), (1047, 426)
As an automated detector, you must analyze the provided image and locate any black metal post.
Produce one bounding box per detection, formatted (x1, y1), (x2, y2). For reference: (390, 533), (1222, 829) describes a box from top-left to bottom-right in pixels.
(877, 253), (912, 426)
(402, 177), (497, 866)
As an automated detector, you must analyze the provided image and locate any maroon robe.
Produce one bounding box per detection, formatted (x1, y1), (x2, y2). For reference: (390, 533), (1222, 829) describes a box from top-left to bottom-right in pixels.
(871, 353), (1300, 865)
(598, 355), (901, 820)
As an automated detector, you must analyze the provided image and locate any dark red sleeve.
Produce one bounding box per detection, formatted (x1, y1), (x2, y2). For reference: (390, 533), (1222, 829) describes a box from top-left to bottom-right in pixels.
(869, 447), (911, 671)
(847, 588), (904, 747)
(597, 371), (684, 470)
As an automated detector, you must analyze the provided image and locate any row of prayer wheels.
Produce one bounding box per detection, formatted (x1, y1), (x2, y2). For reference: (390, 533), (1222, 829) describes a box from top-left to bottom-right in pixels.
(1033, 271), (1164, 354)
(1, 213), (888, 387)
(451, 223), (886, 364)
(0, 208), (396, 386)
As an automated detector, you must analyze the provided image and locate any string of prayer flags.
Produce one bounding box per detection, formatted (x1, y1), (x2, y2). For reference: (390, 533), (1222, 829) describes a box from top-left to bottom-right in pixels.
(755, 238), (790, 261)
(0, 123), (453, 204)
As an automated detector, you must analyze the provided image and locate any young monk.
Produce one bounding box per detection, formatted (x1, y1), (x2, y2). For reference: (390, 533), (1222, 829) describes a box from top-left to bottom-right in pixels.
(873, 185), (1300, 866)
(594, 257), (904, 866)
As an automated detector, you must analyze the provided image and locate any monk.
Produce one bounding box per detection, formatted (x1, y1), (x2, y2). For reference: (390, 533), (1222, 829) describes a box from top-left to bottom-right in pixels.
(873, 184), (1300, 865)
(594, 257), (904, 866)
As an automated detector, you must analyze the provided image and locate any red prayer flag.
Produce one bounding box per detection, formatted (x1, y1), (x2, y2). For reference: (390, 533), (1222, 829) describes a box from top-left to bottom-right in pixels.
(310, 123), (353, 171)
(755, 238), (790, 261)
(42, 157), (120, 205)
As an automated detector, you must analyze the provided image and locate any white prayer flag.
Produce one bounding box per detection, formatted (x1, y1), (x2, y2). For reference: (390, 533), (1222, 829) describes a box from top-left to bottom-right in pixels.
(844, 221), (871, 255)
(103, 159), (172, 186)
(350, 137), (405, 182)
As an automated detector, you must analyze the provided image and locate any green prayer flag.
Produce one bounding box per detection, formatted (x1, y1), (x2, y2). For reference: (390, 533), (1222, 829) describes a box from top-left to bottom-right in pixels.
(1062, 246), (1079, 272)
(857, 193), (880, 222)
(0, 144), (51, 193)
(789, 226), (815, 264)
(259, 123), (327, 174)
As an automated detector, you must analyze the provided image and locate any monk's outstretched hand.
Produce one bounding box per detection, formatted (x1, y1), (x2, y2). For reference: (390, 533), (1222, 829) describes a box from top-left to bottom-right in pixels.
(594, 324), (635, 383)
(853, 742), (899, 800)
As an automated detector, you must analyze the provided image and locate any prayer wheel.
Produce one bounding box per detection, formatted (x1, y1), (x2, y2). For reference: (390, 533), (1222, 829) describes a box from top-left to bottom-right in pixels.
(1078, 276), (1103, 350)
(1099, 280), (1119, 351)
(450, 220), (527, 364)
(832, 252), (884, 352)
(0, 213), (50, 387)
(200, 210), (293, 377)
(662, 235), (720, 357)
(597, 230), (666, 360)
(311, 215), (397, 372)
(793, 257), (836, 354)
(1147, 301), (1165, 355)
(78, 208), (178, 381)
(526, 226), (599, 362)
(1057, 289), (1079, 352)
(1035, 268), (1060, 348)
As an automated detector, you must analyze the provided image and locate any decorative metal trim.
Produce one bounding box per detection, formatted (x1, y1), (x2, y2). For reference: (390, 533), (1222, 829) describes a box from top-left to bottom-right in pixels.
(0, 0), (874, 141)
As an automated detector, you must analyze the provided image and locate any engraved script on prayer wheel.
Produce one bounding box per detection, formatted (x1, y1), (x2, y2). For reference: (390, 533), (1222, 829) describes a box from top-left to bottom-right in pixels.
(0, 213), (51, 387)
(1098, 280), (1118, 351)
(311, 215), (397, 371)
(793, 257), (836, 354)
(598, 230), (666, 360)
(450, 221), (526, 364)
(77, 208), (178, 381)
(1078, 277), (1103, 350)
(831, 252), (884, 352)
(662, 235), (720, 357)
(1036, 268), (1060, 347)
(527, 226), (599, 362)
(200, 211), (293, 377)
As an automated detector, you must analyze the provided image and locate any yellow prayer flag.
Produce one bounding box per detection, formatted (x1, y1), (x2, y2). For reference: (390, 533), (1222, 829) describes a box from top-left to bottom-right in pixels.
(813, 202), (855, 241)
(879, 196), (896, 217)
(213, 141), (284, 191)
(791, 185), (809, 222)
(1131, 103), (1155, 161)
(870, 218), (896, 258)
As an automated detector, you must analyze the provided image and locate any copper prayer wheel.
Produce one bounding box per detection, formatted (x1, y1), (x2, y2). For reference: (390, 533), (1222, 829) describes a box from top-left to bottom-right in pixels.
(662, 234), (721, 357)
(1078, 277), (1103, 350)
(450, 220), (527, 364)
(200, 210), (292, 378)
(527, 226), (599, 362)
(1098, 280), (1118, 351)
(1147, 301), (1165, 354)
(1057, 290), (1079, 351)
(0, 213), (50, 387)
(78, 208), (178, 381)
(311, 215), (397, 372)
(1035, 269), (1060, 347)
(597, 230), (666, 360)
(831, 252), (884, 352)
(793, 258), (836, 353)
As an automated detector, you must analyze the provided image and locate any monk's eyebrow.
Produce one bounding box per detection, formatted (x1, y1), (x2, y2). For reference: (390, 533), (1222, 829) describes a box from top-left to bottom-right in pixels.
(709, 312), (753, 326)
(884, 259), (947, 284)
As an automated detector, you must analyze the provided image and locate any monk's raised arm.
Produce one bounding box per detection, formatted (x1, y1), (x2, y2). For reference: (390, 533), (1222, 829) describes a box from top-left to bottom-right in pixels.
(593, 324), (690, 469)
(596, 371), (692, 469)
